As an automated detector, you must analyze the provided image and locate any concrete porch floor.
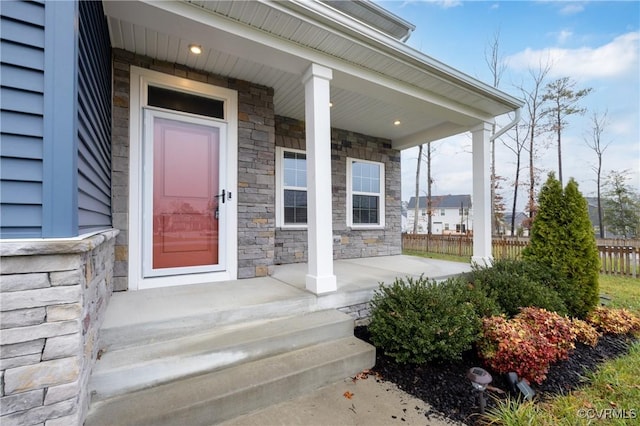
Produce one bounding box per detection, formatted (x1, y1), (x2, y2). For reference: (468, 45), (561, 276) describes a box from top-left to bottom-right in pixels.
(101, 255), (472, 332)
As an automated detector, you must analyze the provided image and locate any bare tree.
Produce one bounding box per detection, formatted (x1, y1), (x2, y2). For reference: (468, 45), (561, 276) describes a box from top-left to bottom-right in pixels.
(485, 29), (507, 235)
(502, 121), (528, 235)
(412, 144), (423, 234)
(543, 77), (593, 185)
(517, 63), (552, 224)
(424, 142), (435, 235)
(584, 110), (611, 238)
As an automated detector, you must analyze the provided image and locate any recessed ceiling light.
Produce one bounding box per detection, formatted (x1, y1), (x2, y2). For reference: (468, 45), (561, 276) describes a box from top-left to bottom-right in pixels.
(329, 102), (334, 108)
(393, 120), (401, 126)
(189, 44), (202, 55)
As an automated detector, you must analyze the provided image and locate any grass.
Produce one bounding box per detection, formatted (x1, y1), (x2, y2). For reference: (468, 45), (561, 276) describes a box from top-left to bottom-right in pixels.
(402, 249), (470, 263)
(538, 342), (640, 426)
(482, 273), (640, 425)
(599, 275), (640, 312)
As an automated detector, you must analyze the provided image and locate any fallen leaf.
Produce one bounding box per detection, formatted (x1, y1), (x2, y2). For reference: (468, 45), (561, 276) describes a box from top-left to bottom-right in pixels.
(343, 391), (354, 399)
(353, 369), (376, 382)
(609, 401), (617, 408)
(583, 401), (593, 409)
(605, 384), (615, 392)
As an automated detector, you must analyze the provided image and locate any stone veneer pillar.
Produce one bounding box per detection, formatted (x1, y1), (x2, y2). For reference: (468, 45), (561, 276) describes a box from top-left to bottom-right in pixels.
(0, 229), (118, 425)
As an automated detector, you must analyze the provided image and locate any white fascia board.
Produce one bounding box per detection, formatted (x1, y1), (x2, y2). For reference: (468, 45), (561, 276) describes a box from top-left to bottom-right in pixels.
(114, 0), (510, 122)
(280, 0), (523, 111)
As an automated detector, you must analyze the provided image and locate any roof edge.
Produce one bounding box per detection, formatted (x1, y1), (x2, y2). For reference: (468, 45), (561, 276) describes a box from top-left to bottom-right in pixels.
(320, 0), (415, 41)
(278, 0), (523, 111)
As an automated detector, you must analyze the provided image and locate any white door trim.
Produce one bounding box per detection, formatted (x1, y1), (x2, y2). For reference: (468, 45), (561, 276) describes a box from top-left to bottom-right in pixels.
(128, 66), (238, 290)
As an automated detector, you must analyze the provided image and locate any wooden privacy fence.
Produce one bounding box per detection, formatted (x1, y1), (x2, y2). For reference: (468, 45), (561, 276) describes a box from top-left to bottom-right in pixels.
(402, 234), (640, 278)
(599, 245), (640, 278)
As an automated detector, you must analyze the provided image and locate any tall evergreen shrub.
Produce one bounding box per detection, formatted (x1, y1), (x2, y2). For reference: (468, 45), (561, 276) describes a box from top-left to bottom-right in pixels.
(523, 174), (600, 318)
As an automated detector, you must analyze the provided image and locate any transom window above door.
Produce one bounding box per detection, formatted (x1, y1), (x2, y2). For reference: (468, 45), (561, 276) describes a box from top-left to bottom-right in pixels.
(148, 85), (224, 119)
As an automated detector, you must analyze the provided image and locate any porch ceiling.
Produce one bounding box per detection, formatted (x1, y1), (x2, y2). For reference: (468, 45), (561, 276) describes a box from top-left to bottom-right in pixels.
(102, 0), (522, 150)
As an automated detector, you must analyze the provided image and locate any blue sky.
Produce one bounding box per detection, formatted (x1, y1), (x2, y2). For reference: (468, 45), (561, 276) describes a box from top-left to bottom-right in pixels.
(377, 1), (640, 207)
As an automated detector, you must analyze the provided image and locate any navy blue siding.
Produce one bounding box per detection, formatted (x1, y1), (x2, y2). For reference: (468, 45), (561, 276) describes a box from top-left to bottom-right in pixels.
(0, 0), (46, 237)
(77, 0), (112, 232)
(1, 0), (112, 238)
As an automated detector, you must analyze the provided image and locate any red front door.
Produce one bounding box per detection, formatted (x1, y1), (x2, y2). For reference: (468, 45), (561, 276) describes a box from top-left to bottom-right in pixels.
(149, 113), (221, 271)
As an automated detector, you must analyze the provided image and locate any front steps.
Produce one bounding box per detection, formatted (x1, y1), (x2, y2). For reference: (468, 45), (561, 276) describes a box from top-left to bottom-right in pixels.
(85, 309), (375, 425)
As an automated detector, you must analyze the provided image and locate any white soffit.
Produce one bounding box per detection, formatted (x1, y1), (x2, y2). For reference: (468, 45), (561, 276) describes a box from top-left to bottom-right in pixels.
(102, 0), (522, 147)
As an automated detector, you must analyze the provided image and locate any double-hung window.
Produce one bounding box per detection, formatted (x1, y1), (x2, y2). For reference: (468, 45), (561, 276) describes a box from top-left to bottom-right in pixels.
(347, 158), (385, 228)
(276, 147), (307, 227)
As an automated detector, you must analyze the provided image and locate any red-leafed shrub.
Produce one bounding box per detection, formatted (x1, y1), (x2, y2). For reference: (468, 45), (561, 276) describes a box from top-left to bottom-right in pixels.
(517, 307), (575, 360)
(569, 318), (600, 347)
(478, 308), (576, 384)
(587, 307), (640, 335)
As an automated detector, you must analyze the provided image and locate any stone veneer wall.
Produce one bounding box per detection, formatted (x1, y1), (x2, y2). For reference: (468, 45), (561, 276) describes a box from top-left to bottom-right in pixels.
(274, 116), (402, 264)
(111, 49), (275, 289)
(0, 230), (117, 426)
(338, 302), (373, 327)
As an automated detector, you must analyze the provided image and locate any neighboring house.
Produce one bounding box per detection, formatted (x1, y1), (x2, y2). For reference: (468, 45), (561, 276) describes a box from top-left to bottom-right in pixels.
(0, 0), (522, 424)
(406, 195), (472, 235)
(500, 211), (530, 237)
(585, 196), (619, 238)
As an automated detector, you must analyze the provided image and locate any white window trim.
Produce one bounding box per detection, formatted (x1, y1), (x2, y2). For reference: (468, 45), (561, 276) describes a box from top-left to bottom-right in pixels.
(346, 157), (385, 229)
(276, 146), (308, 229)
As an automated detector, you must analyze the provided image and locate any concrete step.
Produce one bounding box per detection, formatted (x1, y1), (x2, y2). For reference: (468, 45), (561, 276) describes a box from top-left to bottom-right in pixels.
(85, 336), (375, 426)
(89, 310), (355, 400)
(99, 279), (316, 351)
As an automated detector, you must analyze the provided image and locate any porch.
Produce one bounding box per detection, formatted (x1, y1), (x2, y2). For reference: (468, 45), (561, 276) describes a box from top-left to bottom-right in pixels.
(86, 255), (471, 425)
(100, 255), (472, 342)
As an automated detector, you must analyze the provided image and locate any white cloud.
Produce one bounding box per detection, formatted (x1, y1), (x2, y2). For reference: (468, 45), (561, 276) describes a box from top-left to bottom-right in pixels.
(506, 31), (639, 80)
(424, 0), (463, 9)
(556, 29), (573, 44)
(559, 2), (585, 15)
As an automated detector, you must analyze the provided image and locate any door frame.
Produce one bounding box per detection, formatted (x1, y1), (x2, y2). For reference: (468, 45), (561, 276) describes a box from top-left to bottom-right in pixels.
(128, 66), (238, 290)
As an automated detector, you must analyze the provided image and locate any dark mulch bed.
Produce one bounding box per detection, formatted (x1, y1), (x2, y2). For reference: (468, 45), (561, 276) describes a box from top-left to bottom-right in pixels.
(355, 326), (636, 425)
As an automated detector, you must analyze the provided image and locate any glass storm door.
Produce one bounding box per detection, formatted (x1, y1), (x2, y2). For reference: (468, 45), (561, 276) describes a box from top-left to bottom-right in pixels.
(143, 109), (226, 277)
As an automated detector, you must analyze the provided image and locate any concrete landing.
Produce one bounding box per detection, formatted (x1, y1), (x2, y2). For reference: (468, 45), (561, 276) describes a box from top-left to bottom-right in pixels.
(102, 255), (471, 335)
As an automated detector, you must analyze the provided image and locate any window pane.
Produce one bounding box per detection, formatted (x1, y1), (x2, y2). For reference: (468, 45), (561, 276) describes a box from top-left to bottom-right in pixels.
(284, 169), (296, 187)
(352, 176), (361, 192)
(284, 189), (307, 224)
(284, 151), (306, 188)
(351, 161), (380, 194)
(298, 166), (306, 187)
(352, 194), (379, 224)
(148, 86), (224, 119)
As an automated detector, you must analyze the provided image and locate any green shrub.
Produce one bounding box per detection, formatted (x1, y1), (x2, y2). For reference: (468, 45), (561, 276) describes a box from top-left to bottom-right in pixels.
(368, 275), (493, 364)
(465, 259), (568, 317)
(523, 175), (600, 318)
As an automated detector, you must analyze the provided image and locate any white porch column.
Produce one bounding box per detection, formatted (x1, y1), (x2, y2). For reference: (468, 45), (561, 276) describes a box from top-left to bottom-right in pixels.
(302, 63), (337, 294)
(471, 122), (494, 266)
